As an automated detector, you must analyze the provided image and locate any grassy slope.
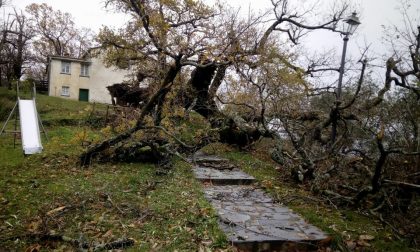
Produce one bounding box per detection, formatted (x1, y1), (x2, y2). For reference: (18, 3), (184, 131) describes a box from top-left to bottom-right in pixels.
(0, 88), (227, 251)
(2, 87), (413, 251)
(201, 143), (413, 252)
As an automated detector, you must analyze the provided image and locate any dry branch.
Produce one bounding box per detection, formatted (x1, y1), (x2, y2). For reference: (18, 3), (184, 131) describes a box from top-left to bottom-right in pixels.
(1, 233), (135, 251)
(1, 233), (89, 249)
(80, 61), (182, 166)
(383, 179), (420, 192)
(93, 238), (135, 251)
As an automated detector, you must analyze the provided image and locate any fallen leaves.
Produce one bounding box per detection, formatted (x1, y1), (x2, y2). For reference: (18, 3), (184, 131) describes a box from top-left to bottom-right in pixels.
(198, 244), (212, 252)
(46, 206), (67, 217)
(0, 158), (227, 251)
(345, 234), (376, 250)
(359, 234), (375, 241)
(1, 196), (9, 205)
(357, 239), (372, 247)
(102, 229), (113, 239)
(345, 240), (357, 250)
(261, 180), (273, 189)
(27, 218), (42, 233)
(25, 243), (41, 252)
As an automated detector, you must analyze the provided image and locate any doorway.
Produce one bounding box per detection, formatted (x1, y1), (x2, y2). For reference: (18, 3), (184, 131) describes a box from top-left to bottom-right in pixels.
(79, 89), (89, 102)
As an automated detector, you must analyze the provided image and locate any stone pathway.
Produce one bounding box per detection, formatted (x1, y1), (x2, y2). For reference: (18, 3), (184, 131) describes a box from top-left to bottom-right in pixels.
(191, 151), (329, 251)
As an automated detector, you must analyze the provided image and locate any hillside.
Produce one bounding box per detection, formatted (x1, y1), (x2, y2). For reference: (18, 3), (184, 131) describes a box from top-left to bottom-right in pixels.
(0, 88), (227, 251)
(0, 88), (415, 251)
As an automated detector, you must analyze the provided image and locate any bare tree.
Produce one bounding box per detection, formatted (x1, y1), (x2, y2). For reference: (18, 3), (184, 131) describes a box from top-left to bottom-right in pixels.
(25, 3), (94, 80)
(0, 9), (33, 88)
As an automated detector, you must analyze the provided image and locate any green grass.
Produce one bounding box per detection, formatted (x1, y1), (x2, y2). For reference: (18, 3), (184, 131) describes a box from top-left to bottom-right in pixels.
(5, 85), (411, 251)
(1, 87), (107, 127)
(0, 88), (229, 251)
(201, 143), (413, 252)
(0, 157), (227, 250)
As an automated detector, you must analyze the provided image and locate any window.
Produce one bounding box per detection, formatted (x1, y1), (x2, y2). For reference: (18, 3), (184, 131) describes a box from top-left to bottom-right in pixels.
(61, 61), (71, 74)
(61, 86), (70, 96)
(80, 63), (89, 77)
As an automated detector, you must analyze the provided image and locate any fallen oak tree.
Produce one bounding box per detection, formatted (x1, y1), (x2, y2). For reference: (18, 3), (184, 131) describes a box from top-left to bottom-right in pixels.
(81, 0), (347, 166)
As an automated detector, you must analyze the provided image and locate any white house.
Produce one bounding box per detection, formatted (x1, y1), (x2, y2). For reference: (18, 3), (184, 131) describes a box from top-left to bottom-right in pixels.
(47, 53), (130, 104)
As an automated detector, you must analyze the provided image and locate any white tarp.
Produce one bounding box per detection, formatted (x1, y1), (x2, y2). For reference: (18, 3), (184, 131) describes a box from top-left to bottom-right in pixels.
(18, 99), (43, 154)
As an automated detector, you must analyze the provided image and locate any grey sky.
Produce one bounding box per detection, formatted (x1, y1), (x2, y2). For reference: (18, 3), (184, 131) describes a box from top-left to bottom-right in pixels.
(3, 0), (128, 31)
(3, 0), (420, 83)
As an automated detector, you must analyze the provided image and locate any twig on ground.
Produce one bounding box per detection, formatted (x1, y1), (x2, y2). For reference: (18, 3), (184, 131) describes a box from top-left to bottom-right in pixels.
(106, 194), (124, 215)
(93, 238), (135, 251)
(368, 210), (403, 241)
(0, 233), (89, 249)
(1, 233), (135, 251)
(325, 196), (338, 210)
(274, 193), (321, 205)
(339, 184), (359, 192)
(323, 190), (354, 203)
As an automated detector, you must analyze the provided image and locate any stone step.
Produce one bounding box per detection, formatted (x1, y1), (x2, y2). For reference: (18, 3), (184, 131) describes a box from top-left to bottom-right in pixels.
(191, 151), (230, 163)
(203, 185), (329, 250)
(193, 165), (255, 185)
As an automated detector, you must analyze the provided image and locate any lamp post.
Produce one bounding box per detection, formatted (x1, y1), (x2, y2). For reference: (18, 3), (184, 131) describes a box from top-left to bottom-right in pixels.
(332, 12), (361, 143)
(336, 12), (361, 100)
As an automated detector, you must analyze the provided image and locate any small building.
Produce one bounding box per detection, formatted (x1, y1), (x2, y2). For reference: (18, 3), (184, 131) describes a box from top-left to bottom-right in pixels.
(47, 53), (129, 104)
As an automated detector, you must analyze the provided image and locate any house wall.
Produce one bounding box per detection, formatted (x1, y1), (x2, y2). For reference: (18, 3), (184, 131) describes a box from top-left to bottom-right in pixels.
(48, 55), (129, 104)
(88, 56), (130, 104)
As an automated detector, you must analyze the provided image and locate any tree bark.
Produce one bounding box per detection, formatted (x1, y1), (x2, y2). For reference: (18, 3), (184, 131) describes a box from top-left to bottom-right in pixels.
(355, 137), (388, 203)
(186, 64), (217, 118)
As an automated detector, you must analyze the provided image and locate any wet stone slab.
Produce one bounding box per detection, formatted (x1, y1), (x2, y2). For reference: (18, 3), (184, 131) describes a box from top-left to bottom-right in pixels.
(203, 185), (328, 244)
(193, 166), (255, 185)
(191, 151), (230, 163)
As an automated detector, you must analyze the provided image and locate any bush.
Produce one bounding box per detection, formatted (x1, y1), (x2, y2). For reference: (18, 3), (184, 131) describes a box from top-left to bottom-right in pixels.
(0, 88), (16, 121)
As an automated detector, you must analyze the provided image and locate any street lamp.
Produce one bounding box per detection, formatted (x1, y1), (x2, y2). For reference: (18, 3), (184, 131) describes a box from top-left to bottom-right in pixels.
(332, 12), (361, 143)
(336, 12), (361, 100)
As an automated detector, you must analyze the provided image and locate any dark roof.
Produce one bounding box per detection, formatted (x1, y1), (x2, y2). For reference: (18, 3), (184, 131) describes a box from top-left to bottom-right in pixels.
(49, 55), (91, 63)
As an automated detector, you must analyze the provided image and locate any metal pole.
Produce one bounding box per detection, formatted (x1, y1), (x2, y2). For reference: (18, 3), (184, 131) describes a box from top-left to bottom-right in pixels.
(0, 101), (18, 135)
(37, 109), (49, 141)
(32, 82), (36, 100)
(14, 80), (20, 148)
(13, 100), (18, 149)
(331, 34), (349, 144)
(32, 82), (48, 141)
(337, 35), (349, 100)
(17, 79), (20, 98)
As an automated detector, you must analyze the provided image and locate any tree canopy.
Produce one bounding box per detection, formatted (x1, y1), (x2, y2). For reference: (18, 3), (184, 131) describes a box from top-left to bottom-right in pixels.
(83, 3), (420, 237)
(0, 3), (94, 86)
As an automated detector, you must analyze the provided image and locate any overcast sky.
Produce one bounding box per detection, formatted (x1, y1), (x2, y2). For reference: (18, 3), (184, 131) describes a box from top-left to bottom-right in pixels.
(3, 0), (420, 83)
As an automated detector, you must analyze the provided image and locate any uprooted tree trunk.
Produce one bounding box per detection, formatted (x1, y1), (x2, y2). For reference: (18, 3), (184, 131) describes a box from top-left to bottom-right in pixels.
(185, 63), (218, 118)
(180, 63), (268, 147)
